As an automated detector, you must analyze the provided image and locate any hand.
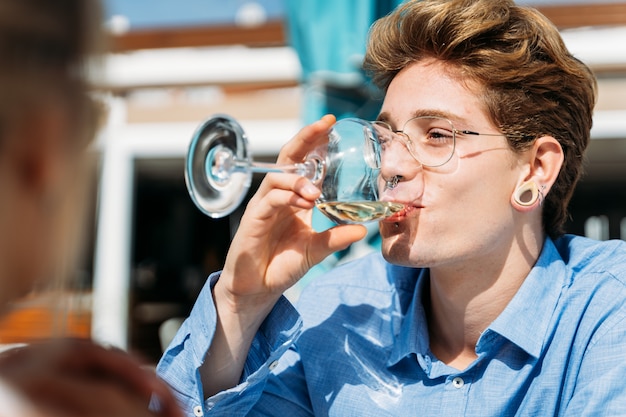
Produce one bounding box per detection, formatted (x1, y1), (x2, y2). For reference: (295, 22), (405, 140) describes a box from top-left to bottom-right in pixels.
(0, 338), (182, 417)
(199, 115), (367, 397)
(218, 115), (368, 312)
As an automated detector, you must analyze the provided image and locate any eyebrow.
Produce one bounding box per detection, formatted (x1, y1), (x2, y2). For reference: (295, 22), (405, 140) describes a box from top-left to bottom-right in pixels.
(377, 109), (464, 127)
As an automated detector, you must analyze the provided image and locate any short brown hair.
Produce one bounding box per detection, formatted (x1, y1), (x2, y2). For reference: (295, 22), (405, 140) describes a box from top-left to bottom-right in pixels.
(364, 0), (597, 237)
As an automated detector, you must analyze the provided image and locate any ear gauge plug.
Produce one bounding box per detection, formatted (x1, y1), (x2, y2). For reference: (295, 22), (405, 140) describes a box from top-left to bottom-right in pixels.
(513, 180), (540, 207)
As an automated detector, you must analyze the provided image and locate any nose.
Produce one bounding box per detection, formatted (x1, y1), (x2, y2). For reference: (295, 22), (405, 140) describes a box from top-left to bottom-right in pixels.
(379, 133), (421, 179)
(378, 134), (424, 197)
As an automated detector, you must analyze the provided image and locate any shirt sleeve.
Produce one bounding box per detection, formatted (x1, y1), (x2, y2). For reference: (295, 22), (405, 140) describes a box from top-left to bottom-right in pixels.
(564, 303), (626, 415)
(156, 272), (303, 416)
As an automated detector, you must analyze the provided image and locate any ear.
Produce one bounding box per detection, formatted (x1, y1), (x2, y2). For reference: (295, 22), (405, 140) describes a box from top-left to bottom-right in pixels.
(511, 135), (564, 212)
(527, 135), (564, 190)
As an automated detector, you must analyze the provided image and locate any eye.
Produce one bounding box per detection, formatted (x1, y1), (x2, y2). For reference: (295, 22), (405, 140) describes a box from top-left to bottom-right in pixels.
(424, 127), (454, 145)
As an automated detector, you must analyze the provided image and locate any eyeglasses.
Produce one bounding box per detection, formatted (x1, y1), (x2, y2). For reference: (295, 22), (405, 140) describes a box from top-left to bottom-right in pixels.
(367, 116), (528, 168)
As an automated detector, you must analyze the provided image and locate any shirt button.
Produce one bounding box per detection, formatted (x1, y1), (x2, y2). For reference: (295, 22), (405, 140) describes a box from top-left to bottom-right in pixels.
(193, 405), (204, 416)
(452, 377), (465, 389)
(269, 360), (279, 371)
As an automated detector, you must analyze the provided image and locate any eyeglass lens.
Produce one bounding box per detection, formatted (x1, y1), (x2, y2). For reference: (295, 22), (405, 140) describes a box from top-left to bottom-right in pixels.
(369, 116), (456, 167)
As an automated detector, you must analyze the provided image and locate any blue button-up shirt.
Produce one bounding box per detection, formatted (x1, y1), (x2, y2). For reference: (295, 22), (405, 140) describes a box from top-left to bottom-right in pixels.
(157, 235), (626, 416)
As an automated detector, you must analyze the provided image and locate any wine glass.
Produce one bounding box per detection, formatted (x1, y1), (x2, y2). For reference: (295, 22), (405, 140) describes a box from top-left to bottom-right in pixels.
(184, 114), (403, 224)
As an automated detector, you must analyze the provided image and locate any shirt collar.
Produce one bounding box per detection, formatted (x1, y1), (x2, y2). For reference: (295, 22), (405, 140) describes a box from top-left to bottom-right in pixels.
(387, 268), (430, 367)
(484, 237), (567, 358)
(387, 236), (567, 365)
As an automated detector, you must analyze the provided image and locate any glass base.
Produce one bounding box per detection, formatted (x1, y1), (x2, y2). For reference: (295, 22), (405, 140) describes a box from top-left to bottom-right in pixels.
(185, 115), (252, 218)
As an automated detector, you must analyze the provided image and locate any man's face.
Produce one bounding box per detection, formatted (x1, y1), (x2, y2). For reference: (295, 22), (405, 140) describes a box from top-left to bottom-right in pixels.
(377, 59), (525, 272)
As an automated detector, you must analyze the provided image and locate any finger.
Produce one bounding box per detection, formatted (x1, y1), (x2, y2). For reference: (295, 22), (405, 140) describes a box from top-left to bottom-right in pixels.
(250, 175), (321, 218)
(149, 384), (185, 417)
(256, 170), (320, 198)
(30, 360), (180, 417)
(277, 115), (336, 165)
(57, 341), (166, 401)
(28, 372), (158, 417)
(0, 340), (182, 417)
(308, 224), (368, 266)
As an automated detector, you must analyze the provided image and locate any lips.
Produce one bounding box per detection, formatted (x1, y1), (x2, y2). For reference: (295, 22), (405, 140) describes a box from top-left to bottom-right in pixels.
(382, 204), (420, 223)
(382, 212), (404, 223)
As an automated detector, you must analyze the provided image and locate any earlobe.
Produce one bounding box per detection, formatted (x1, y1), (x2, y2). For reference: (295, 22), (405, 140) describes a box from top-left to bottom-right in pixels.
(511, 180), (546, 210)
(511, 136), (563, 212)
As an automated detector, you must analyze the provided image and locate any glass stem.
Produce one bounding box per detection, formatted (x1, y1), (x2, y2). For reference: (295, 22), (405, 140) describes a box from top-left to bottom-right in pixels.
(248, 159), (323, 183)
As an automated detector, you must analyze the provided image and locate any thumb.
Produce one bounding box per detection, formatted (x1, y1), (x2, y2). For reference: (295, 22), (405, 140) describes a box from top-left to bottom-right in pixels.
(308, 225), (368, 266)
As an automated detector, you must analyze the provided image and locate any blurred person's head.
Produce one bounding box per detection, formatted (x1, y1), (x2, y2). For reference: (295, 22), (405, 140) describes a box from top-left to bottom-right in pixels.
(0, 0), (102, 309)
(364, 0), (596, 239)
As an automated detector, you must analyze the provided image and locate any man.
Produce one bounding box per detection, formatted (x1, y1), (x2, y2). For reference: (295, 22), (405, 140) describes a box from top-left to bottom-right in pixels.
(158, 0), (626, 415)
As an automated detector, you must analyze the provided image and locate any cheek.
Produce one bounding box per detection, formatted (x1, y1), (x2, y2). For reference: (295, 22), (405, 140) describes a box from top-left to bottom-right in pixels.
(442, 148), (518, 211)
(439, 179), (512, 234)
(431, 170), (519, 253)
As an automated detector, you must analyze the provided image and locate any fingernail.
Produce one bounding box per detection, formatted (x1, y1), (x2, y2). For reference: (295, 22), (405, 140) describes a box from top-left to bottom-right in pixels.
(304, 182), (319, 195)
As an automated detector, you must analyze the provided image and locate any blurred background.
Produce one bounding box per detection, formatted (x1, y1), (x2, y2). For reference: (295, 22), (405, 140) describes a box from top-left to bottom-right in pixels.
(0, 0), (625, 365)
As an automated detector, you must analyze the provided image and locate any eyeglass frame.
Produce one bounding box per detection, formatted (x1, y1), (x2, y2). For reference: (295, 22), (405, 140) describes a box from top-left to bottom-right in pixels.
(368, 115), (533, 168)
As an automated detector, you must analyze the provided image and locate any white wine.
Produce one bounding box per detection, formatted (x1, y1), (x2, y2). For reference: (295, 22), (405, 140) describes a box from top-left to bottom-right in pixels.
(317, 201), (405, 224)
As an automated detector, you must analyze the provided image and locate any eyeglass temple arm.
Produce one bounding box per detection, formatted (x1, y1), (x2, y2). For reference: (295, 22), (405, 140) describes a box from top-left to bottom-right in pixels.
(457, 129), (480, 136)
(456, 129), (534, 140)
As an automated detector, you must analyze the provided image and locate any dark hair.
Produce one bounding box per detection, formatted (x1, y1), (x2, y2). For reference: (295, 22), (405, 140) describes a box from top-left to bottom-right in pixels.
(364, 0), (597, 237)
(0, 0), (103, 297)
(0, 0), (102, 147)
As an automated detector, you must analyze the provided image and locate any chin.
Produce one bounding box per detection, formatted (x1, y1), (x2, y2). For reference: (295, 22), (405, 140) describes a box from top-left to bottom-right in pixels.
(379, 221), (434, 268)
(379, 219), (405, 237)
(380, 230), (413, 266)
(381, 248), (418, 268)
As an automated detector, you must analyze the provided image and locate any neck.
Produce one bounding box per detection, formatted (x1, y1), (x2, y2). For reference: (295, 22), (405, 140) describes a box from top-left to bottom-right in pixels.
(425, 233), (544, 370)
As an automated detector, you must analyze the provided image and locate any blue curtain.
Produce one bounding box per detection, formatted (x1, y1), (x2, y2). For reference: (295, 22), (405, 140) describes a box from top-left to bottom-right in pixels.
(284, 0), (406, 292)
